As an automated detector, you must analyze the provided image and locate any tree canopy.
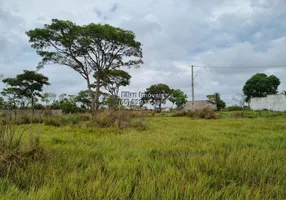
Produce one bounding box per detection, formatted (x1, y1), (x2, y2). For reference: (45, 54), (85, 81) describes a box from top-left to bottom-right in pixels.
(26, 19), (143, 113)
(100, 69), (131, 97)
(2, 70), (50, 112)
(243, 73), (280, 102)
(141, 84), (172, 112)
(95, 69), (131, 109)
(169, 89), (188, 109)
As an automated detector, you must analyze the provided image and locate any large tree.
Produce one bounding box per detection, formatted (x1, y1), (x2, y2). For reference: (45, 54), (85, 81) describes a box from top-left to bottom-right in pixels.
(169, 89), (188, 109)
(141, 84), (172, 112)
(243, 73), (280, 102)
(26, 19), (143, 113)
(207, 92), (226, 111)
(2, 70), (50, 113)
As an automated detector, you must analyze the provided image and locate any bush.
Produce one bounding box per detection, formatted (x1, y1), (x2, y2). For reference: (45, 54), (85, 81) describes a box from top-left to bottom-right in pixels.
(132, 117), (148, 131)
(88, 110), (148, 130)
(231, 112), (246, 118)
(226, 106), (243, 111)
(44, 115), (82, 127)
(172, 111), (189, 117)
(44, 117), (62, 127)
(197, 108), (219, 119)
(16, 115), (43, 125)
(173, 109), (219, 119)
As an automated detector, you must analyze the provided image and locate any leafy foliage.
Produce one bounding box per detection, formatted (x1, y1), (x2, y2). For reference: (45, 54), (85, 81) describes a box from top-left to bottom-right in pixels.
(51, 94), (79, 113)
(26, 19), (143, 112)
(95, 69), (131, 109)
(141, 84), (172, 112)
(169, 89), (187, 109)
(75, 90), (92, 111)
(2, 70), (50, 111)
(243, 73), (280, 102)
(100, 69), (131, 96)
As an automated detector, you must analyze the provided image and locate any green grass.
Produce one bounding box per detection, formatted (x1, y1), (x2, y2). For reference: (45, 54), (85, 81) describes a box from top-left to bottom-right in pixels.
(0, 117), (286, 199)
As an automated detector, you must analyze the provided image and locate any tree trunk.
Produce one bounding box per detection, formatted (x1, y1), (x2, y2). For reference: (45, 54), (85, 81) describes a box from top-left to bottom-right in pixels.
(158, 102), (162, 113)
(86, 76), (95, 115)
(95, 73), (101, 111)
(31, 95), (34, 115)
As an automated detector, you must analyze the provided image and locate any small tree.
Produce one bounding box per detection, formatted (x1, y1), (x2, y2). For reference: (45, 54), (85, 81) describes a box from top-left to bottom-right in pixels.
(243, 73), (280, 102)
(2, 70), (50, 113)
(141, 84), (172, 112)
(169, 89), (188, 109)
(207, 92), (226, 111)
(41, 92), (57, 107)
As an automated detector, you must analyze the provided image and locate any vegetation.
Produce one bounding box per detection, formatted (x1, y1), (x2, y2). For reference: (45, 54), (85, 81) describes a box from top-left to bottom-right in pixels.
(97, 69), (132, 109)
(1, 17), (286, 200)
(141, 84), (172, 112)
(169, 89), (188, 109)
(0, 114), (285, 199)
(243, 73), (280, 102)
(26, 19), (143, 113)
(173, 108), (219, 119)
(207, 92), (226, 111)
(0, 111), (44, 180)
(2, 70), (50, 113)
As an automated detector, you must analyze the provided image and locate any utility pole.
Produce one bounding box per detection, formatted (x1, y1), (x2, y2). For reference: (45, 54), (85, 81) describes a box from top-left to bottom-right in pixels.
(191, 65), (195, 111)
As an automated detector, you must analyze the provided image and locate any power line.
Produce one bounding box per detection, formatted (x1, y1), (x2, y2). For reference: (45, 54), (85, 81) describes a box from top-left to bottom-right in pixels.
(195, 65), (286, 69)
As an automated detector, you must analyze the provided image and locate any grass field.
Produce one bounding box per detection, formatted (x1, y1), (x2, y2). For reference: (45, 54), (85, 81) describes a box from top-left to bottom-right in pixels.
(0, 115), (286, 199)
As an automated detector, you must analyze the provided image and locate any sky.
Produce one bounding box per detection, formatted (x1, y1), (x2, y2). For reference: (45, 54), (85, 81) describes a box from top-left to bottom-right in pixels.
(1, 0), (286, 105)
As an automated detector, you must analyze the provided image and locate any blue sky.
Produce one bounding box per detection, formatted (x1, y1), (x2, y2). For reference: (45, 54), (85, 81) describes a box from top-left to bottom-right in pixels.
(1, 0), (286, 105)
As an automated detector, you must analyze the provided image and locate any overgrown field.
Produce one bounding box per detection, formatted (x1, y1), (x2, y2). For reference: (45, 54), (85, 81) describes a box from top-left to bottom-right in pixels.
(0, 115), (286, 199)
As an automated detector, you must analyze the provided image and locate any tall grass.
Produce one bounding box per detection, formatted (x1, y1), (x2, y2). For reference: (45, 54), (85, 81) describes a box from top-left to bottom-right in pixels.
(0, 111), (44, 179)
(0, 116), (285, 199)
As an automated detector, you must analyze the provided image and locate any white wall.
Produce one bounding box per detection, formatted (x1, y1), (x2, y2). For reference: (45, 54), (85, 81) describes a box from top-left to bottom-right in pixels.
(184, 101), (217, 111)
(250, 95), (286, 111)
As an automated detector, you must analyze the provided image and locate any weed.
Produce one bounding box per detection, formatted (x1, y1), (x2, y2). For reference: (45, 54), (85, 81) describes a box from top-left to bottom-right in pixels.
(0, 111), (45, 179)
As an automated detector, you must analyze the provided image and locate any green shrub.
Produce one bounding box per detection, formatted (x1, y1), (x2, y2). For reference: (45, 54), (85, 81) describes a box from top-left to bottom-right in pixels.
(226, 105), (243, 111)
(78, 113), (91, 121)
(16, 115), (43, 125)
(88, 110), (148, 129)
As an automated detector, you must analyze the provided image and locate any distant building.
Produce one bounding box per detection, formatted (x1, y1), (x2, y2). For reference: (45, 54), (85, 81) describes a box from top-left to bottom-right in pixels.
(184, 100), (217, 111)
(250, 94), (286, 111)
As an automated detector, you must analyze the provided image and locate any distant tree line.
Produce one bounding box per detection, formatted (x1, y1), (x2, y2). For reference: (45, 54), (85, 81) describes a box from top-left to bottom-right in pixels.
(0, 18), (283, 113)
